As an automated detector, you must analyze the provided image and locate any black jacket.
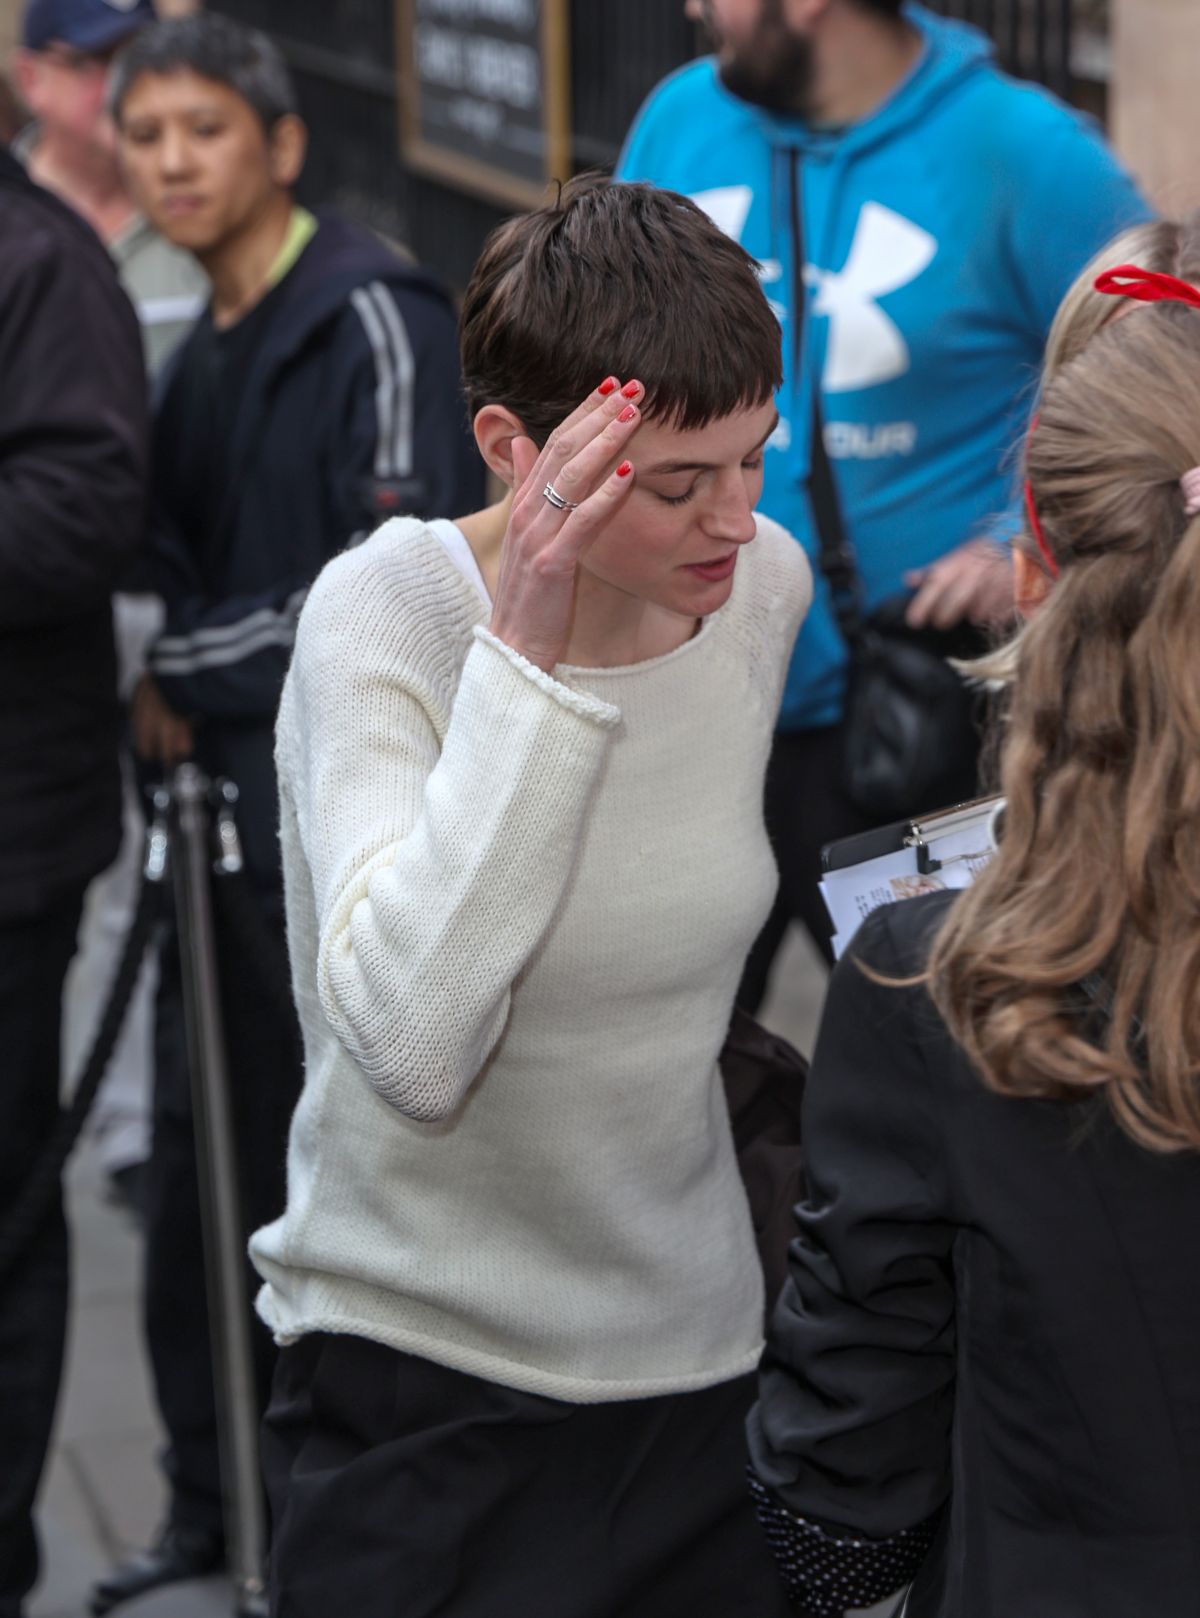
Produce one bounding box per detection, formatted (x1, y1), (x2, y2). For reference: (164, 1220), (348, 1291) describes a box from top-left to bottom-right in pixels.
(141, 211), (484, 899)
(0, 149), (148, 923)
(750, 893), (1200, 1618)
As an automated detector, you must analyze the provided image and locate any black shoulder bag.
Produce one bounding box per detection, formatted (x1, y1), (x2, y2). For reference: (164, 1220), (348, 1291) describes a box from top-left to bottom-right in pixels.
(720, 1007), (808, 1316)
(787, 157), (983, 822)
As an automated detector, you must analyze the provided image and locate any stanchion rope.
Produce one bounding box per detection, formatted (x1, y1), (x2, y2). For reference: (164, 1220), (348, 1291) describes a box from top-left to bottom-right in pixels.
(0, 873), (164, 1282)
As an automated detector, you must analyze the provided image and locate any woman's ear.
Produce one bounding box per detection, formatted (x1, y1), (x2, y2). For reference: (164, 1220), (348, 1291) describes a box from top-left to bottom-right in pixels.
(473, 404), (534, 489)
(1013, 545), (1054, 620)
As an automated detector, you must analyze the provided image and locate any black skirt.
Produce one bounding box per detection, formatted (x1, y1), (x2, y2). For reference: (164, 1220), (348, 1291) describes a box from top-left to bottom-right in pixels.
(263, 1331), (791, 1618)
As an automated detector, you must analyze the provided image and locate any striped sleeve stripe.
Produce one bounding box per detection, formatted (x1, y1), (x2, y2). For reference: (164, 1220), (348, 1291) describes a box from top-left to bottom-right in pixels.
(366, 282), (416, 478)
(151, 589), (307, 674)
(151, 620), (300, 677)
(154, 590), (308, 656)
(349, 280), (416, 482)
(349, 286), (395, 480)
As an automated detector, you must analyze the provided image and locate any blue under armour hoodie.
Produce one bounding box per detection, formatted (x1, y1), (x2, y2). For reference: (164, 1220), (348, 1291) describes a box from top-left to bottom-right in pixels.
(618, 4), (1150, 729)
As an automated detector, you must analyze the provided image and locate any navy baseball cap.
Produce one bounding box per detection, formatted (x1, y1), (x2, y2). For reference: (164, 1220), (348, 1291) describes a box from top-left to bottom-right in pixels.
(22, 0), (157, 54)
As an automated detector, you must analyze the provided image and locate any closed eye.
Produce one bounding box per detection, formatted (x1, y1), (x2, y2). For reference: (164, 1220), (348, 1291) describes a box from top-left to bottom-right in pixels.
(656, 455), (764, 508)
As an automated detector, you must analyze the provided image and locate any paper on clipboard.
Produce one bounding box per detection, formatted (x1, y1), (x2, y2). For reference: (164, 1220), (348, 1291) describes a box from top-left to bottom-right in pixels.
(820, 797), (1003, 958)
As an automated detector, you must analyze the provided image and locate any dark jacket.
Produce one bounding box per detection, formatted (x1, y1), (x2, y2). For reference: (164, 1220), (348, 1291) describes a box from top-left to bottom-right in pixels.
(750, 893), (1200, 1618)
(142, 211), (484, 899)
(0, 148), (148, 923)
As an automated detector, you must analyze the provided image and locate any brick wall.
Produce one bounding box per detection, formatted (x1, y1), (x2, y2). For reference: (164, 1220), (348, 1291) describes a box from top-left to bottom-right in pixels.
(0, 0), (21, 58)
(1112, 0), (1200, 214)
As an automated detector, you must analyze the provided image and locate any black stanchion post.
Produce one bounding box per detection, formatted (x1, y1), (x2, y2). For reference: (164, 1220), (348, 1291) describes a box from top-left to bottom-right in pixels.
(169, 763), (268, 1618)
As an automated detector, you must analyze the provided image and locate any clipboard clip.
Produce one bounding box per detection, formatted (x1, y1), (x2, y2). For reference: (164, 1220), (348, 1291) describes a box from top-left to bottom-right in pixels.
(903, 796), (1006, 875)
(909, 838), (990, 876)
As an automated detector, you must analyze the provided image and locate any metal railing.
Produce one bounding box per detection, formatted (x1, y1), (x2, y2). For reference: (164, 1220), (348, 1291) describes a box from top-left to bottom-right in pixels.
(212, 0), (1090, 287)
(925, 0), (1074, 96)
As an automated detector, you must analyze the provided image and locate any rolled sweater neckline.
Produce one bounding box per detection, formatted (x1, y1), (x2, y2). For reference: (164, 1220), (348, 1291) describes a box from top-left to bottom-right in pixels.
(427, 517), (721, 680)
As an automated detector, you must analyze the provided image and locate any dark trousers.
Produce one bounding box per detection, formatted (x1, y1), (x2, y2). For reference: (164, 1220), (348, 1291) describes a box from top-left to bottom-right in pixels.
(0, 897), (83, 1618)
(143, 899), (302, 1537)
(739, 724), (876, 1008)
(263, 1333), (791, 1618)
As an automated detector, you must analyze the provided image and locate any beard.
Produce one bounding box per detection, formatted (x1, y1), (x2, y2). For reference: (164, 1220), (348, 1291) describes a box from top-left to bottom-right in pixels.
(697, 0), (814, 117)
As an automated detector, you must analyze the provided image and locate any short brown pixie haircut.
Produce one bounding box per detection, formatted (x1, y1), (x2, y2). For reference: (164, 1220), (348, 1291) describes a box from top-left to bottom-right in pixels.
(460, 174), (782, 446)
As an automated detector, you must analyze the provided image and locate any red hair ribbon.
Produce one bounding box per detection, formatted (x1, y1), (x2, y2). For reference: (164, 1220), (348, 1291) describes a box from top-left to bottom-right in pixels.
(1094, 264), (1200, 309)
(1023, 412), (1059, 579)
(1026, 264), (1200, 581)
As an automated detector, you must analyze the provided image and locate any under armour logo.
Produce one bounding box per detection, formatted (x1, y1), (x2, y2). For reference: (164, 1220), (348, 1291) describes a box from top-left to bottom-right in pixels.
(689, 189), (935, 392)
(101, 0), (142, 11)
(691, 184), (754, 244)
(690, 184), (782, 315)
(809, 203), (937, 393)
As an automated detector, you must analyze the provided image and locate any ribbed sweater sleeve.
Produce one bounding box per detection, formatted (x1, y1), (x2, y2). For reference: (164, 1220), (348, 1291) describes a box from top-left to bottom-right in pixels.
(279, 544), (621, 1122)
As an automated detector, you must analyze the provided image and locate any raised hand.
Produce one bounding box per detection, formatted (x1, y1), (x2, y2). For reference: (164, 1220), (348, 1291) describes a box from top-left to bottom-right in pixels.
(488, 378), (643, 672)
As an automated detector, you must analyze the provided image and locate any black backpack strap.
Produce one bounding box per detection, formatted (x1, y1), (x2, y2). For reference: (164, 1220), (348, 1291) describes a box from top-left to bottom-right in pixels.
(787, 152), (866, 654)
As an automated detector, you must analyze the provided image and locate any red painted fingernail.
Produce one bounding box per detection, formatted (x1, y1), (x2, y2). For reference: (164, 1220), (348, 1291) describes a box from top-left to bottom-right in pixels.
(621, 380), (641, 398)
(616, 460), (633, 478)
(618, 404), (637, 423)
(598, 376), (619, 396)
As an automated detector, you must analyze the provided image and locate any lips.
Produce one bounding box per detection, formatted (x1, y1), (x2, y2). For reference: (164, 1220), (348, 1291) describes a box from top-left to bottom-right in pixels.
(685, 553), (738, 583)
(161, 195), (205, 215)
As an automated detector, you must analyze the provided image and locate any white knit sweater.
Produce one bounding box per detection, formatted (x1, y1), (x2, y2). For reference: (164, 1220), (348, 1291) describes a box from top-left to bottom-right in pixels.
(250, 514), (811, 1402)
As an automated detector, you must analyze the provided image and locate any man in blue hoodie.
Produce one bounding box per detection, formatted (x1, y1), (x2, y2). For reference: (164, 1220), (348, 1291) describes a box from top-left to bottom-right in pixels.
(619, 0), (1149, 994)
(90, 15), (483, 1610)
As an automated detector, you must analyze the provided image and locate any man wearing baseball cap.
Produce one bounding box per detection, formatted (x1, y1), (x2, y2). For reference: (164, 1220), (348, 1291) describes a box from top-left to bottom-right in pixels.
(12, 0), (206, 376)
(24, 0), (153, 53)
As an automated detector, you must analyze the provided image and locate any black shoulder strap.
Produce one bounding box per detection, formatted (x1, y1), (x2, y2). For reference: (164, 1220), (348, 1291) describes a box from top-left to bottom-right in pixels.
(788, 153), (866, 652)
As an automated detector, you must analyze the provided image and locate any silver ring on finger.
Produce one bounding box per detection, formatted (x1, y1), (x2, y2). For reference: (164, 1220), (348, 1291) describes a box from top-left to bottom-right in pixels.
(542, 481), (580, 512)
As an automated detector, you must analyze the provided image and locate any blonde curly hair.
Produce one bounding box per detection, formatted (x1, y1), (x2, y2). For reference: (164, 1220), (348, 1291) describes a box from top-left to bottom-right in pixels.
(931, 245), (1200, 1153)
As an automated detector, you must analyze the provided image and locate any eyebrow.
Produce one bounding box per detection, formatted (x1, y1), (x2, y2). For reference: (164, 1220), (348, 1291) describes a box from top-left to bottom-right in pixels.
(642, 411), (780, 478)
(124, 102), (230, 123)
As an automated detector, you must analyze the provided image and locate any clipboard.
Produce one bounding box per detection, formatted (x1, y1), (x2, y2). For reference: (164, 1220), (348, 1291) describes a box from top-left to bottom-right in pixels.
(819, 796), (1004, 957)
(821, 817), (912, 873)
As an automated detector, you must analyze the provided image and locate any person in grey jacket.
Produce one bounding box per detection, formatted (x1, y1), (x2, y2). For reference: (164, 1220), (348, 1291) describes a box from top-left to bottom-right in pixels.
(0, 144), (148, 1618)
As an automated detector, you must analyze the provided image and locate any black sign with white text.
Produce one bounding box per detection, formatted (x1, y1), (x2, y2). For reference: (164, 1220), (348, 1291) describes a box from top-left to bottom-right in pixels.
(398, 0), (570, 209)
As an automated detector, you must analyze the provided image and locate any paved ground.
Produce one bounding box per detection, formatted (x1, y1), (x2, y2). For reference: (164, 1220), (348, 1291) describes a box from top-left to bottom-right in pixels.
(28, 926), (827, 1618)
(29, 1147), (230, 1618)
